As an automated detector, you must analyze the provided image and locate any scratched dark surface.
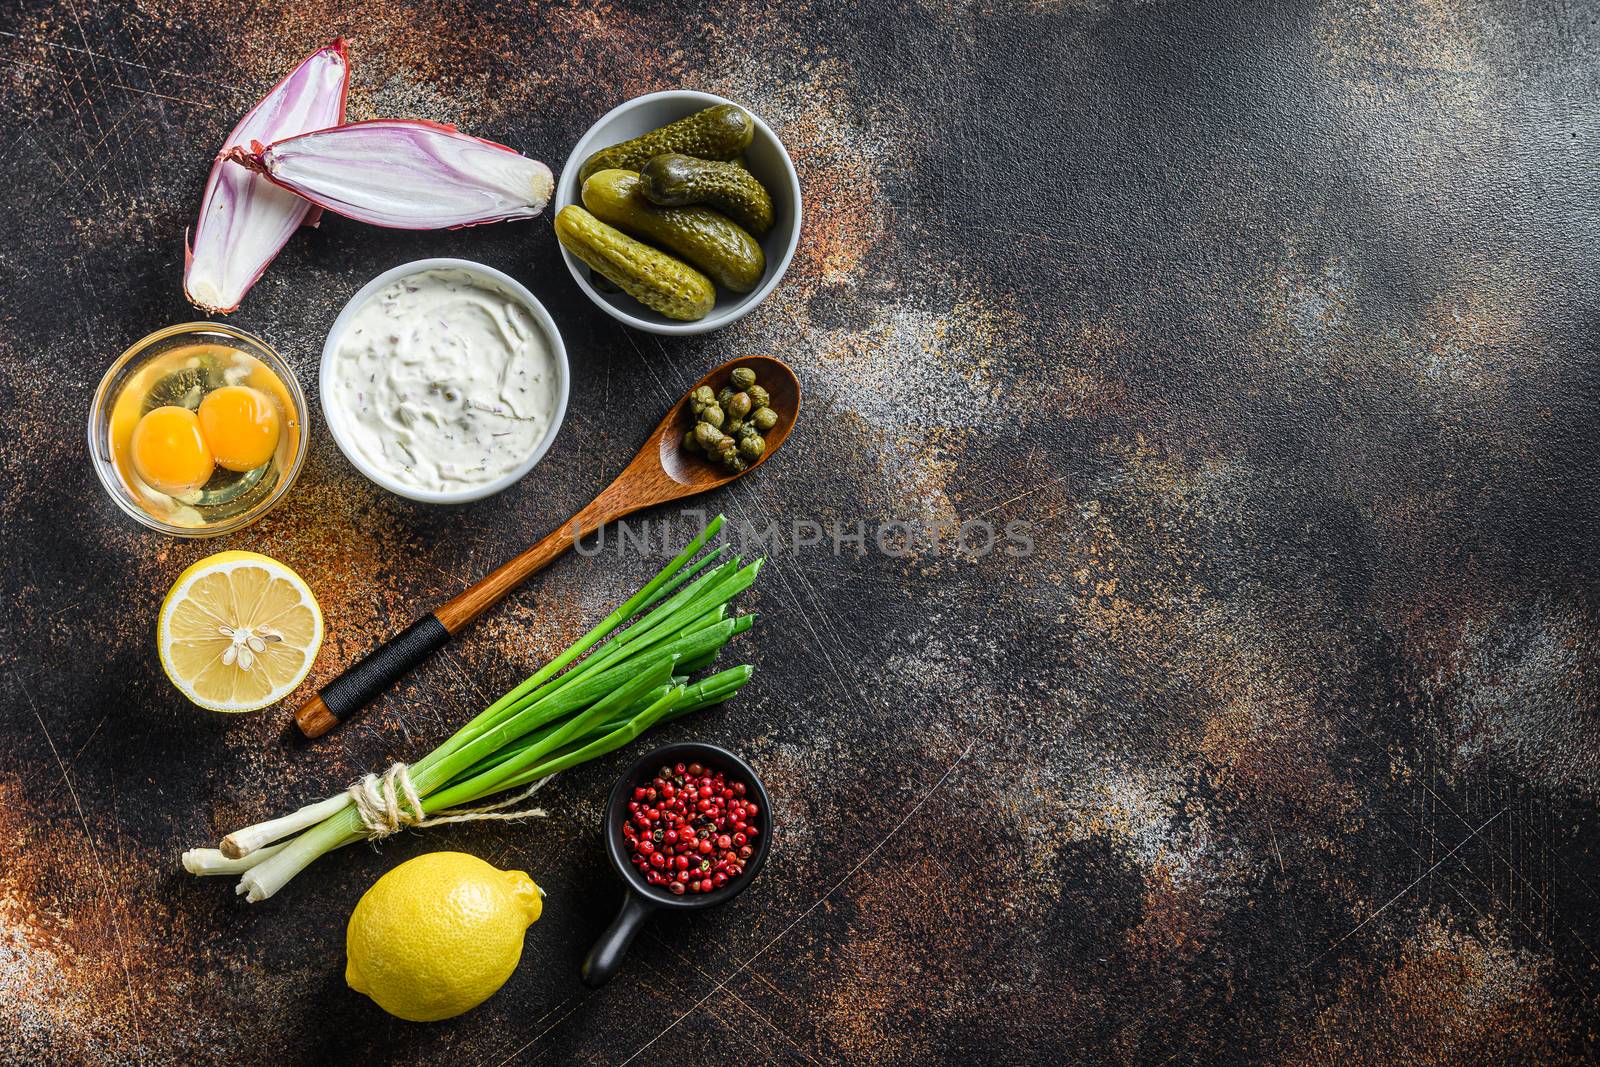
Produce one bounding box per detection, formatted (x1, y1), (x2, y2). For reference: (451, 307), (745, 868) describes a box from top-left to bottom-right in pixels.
(4, 0), (1600, 1064)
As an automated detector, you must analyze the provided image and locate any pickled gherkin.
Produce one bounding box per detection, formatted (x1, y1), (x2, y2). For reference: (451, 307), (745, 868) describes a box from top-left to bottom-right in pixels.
(582, 169), (764, 293)
(555, 206), (715, 321)
(578, 105), (754, 184)
(639, 154), (774, 237)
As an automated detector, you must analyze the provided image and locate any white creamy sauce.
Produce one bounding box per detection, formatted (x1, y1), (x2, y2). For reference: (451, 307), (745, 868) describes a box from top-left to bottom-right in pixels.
(329, 268), (557, 492)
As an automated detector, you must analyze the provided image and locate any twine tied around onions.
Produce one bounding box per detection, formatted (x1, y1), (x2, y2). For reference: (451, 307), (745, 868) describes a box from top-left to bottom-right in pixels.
(347, 762), (549, 839)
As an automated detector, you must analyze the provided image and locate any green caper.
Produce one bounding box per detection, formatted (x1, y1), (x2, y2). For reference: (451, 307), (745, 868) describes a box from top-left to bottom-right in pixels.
(682, 428), (701, 453)
(730, 367), (757, 390)
(738, 434), (766, 460)
(750, 406), (778, 431)
(727, 392), (752, 419)
(735, 422), (759, 440)
(693, 422), (724, 451)
(717, 386), (735, 406)
(746, 384), (770, 409)
(692, 385), (716, 407)
(725, 454), (748, 472)
(725, 417), (744, 435)
(697, 404), (725, 428)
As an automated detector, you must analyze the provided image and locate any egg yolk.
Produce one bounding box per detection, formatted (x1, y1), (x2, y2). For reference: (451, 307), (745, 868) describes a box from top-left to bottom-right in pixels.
(131, 406), (214, 495)
(198, 385), (281, 472)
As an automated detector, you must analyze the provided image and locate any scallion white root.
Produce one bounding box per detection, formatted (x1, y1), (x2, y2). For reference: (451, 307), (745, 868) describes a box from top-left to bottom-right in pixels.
(182, 842), (287, 876)
(220, 793), (351, 858)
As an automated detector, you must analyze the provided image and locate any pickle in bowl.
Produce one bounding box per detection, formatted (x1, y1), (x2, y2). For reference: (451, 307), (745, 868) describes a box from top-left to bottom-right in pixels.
(555, 206), (716, 322)
(582, 169), (764, 293)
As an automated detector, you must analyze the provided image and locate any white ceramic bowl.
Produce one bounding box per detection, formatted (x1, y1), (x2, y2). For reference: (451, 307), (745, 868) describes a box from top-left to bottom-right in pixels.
(554, 90), (803, 335)
(320, 258), (569, 504)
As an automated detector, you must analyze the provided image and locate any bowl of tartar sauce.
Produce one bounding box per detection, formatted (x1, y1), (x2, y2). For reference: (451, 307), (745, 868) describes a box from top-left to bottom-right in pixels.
(321, 258), (569, 504)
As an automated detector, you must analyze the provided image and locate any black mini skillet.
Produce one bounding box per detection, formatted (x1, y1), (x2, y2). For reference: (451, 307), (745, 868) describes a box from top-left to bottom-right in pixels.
(582, 741), (773, 987)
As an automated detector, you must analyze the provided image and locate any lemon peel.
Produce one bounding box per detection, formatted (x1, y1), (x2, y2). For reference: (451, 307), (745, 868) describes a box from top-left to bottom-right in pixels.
(345, 852), (543, 1022)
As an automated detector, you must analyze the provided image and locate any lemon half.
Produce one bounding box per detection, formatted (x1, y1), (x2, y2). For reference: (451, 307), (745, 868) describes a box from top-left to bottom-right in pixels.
(157, 550), (323, 712)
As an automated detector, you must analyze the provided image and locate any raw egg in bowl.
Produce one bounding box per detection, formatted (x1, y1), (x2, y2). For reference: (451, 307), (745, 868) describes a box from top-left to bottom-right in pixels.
(89, 323), (308, 537)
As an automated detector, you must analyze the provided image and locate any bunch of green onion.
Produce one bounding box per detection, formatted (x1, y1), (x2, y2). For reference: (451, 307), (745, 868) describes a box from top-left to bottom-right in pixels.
(182, 516), (758, 902)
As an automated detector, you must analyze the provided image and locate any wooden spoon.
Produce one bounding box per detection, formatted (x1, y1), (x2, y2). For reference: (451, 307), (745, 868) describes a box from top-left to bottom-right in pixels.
(295, 355), (799, 738)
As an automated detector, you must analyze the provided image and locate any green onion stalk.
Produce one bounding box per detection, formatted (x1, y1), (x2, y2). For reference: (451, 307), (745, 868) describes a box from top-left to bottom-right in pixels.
(181, 516), (760, 902)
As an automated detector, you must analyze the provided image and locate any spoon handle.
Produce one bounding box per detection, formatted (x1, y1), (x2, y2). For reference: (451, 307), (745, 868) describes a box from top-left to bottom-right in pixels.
(435, 491), (615, 632)
(296, 615), (451, 737)
(293, 486), (643, 739)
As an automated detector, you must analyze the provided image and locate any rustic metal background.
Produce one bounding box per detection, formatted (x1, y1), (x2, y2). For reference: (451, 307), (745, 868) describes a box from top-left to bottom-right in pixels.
(4, 1), (1599, 1063)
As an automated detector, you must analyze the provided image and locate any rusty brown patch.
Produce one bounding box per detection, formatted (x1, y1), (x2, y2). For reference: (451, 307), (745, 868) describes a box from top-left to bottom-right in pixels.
(1286, 911), (1570, 1065)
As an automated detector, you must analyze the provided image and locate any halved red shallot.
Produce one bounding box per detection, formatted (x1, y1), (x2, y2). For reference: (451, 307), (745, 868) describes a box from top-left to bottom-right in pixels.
(226, 120), (555, 230)
(183, 39), (350, 314)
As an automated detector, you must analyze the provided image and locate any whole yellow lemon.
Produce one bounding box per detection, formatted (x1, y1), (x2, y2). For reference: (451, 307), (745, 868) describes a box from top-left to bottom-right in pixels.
(345, 851), (543, 1022)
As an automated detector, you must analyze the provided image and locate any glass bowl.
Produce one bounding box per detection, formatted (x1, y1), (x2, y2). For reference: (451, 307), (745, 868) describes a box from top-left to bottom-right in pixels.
(88, 322), (309, 537)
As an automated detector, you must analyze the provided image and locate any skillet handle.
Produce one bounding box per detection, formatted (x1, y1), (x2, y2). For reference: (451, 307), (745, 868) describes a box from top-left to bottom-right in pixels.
(582, 892), (654, 988)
